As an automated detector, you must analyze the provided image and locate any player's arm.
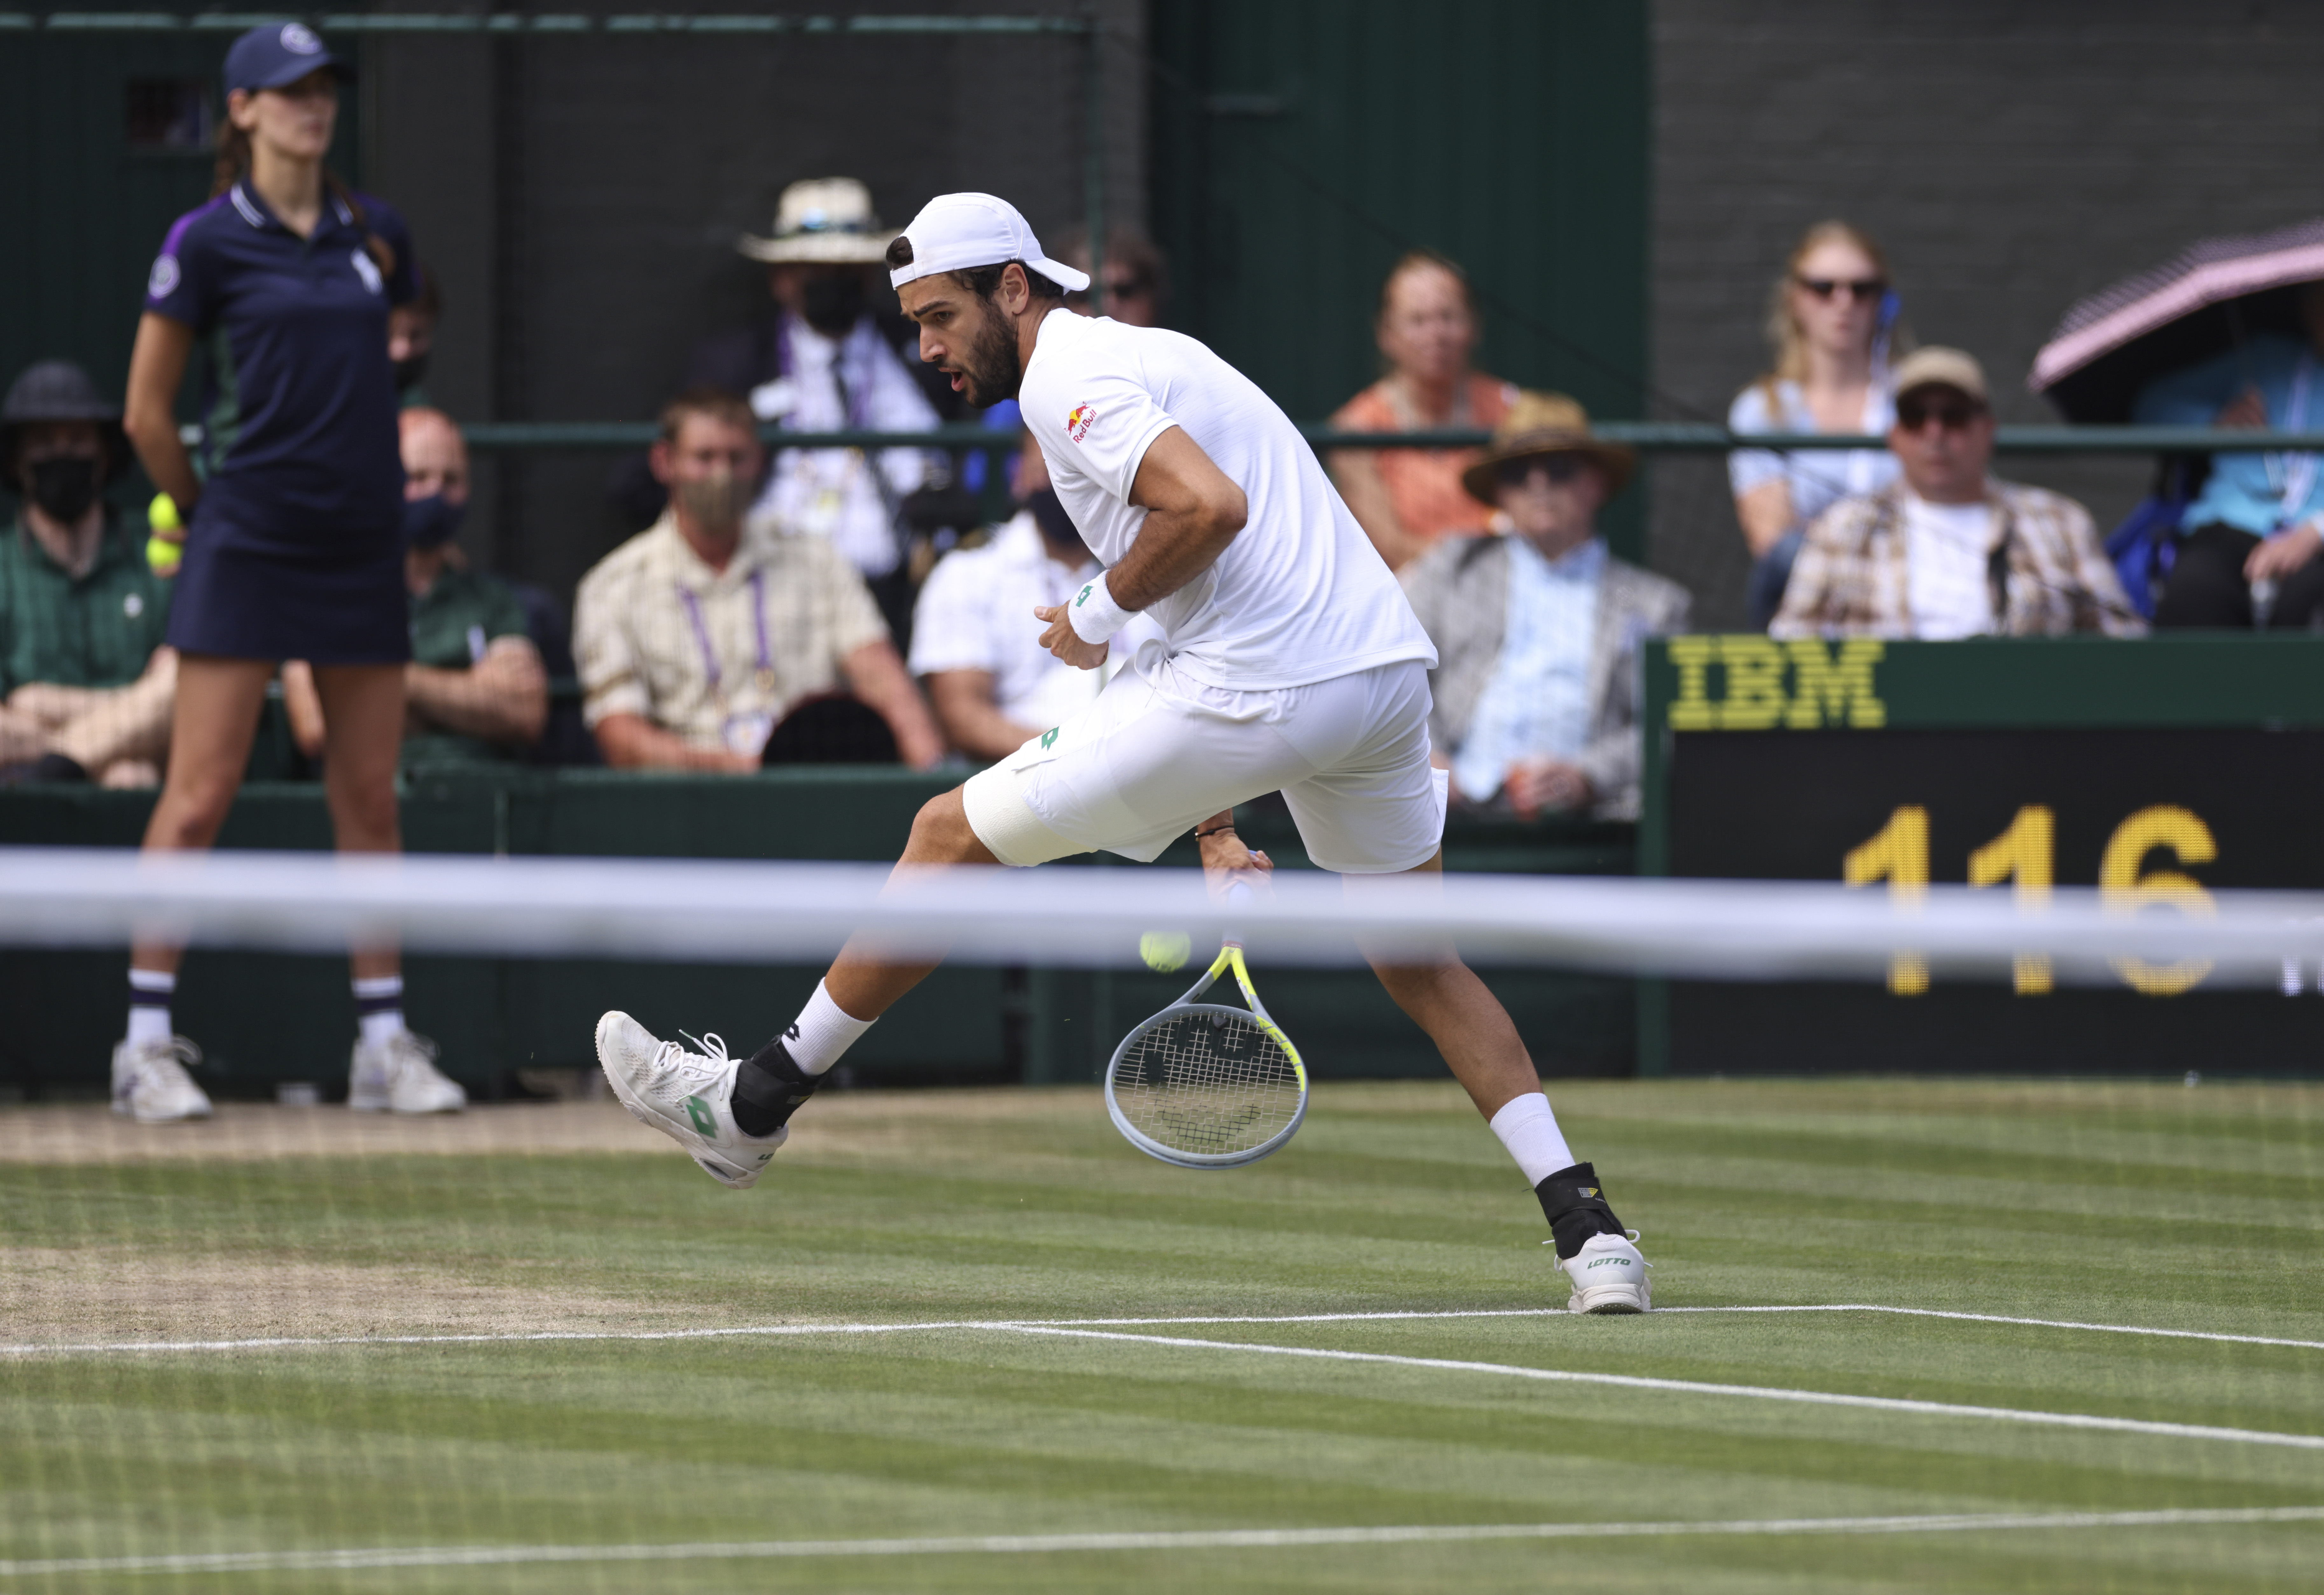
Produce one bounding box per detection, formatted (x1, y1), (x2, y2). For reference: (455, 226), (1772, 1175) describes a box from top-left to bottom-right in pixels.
(123, 313), (201, 514)
(1035, 426), (1247, 666)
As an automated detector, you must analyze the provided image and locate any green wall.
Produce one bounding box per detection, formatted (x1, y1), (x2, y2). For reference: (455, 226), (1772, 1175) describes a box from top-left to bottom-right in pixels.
(1148, 0), (1652, 556)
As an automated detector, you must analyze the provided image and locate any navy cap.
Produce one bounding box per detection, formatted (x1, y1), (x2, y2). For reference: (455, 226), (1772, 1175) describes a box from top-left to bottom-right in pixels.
(223, 22), (352, 97)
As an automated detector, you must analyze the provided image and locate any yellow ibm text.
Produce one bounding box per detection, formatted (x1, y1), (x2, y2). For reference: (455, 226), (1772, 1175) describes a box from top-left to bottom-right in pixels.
(1845, 804), (2216, 998)
(1668, 637), (1886, 731)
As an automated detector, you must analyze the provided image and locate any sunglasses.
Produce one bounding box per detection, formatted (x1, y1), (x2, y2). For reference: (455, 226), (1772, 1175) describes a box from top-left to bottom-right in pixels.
(1895, 395), (1986, 432)
(1495, 454), (1586, 488)
(1795, 276), (1888, 303)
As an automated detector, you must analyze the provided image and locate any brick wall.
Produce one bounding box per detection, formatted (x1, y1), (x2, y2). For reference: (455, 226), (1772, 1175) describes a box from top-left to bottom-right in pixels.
(1652, 0), (2324, 626)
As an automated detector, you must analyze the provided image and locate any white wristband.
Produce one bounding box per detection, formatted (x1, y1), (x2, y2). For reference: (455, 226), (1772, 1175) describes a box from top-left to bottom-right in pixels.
(1067, 573), (1131, 645)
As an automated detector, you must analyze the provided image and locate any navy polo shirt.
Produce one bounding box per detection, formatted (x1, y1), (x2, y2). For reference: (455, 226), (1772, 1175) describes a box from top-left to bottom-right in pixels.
(145, 181), (417, 557)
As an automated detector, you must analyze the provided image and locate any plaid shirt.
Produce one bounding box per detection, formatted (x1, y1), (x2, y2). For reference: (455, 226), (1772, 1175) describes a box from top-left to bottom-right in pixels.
(1771, 480), (2144, 639)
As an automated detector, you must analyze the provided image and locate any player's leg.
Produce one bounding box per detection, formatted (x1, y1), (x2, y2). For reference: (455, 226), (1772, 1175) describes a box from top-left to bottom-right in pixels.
(1279, 661), (1647, 1311)
(313, 663), (464, 1114)
(597, 781), (1036, 1188)
(116, 655), (274, 1123)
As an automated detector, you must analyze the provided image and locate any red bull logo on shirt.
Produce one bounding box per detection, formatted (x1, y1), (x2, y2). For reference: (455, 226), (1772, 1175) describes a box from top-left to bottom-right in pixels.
(1066, 403), (1096, 443)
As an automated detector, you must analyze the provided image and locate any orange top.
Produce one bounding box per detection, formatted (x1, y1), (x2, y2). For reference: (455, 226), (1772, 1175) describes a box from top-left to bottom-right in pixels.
(1331, 373), (1518, 543)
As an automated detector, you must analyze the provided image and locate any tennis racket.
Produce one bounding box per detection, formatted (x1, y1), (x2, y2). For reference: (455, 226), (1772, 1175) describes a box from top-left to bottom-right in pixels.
(1104, 883), (1309, 1169)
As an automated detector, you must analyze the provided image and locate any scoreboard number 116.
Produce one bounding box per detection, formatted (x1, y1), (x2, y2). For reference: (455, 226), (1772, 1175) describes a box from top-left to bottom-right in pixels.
(1843, 804), (2216, 999)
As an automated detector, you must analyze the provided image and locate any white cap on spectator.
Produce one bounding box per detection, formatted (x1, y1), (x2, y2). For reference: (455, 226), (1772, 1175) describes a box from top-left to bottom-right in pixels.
(887, 193), (1091, 294)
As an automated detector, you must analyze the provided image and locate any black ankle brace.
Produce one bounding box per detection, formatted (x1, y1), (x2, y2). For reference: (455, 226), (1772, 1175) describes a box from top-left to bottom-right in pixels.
(1534, 1162), (1626, 1261)
(729, 1038), (820, 1139)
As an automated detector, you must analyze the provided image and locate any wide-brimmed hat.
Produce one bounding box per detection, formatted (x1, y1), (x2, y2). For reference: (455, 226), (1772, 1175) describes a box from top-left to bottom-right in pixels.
(738, 178), (898, 264)
(1460, 390), (1635, 506)
(0, 360), (130, 491)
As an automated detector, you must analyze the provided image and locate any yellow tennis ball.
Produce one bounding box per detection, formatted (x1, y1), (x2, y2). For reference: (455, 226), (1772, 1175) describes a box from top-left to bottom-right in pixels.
(145, 494), (184, 577)
(146, 492), (182, 533)
(1140, 931), (1191, 973)
(145, 535), (181, 577)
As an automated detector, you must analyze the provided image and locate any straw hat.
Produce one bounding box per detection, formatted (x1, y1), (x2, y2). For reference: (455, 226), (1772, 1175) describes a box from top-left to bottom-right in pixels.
(1459, 390), (1635, 506)
(737, 178), (898, 264)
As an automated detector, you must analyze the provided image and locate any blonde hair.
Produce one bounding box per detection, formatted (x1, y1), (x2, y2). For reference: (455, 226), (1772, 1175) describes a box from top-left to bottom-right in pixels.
(1756, 220), (1910, 402)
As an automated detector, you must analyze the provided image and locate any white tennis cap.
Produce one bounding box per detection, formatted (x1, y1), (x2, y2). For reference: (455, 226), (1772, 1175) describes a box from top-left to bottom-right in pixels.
(887, 192), (1092, 294)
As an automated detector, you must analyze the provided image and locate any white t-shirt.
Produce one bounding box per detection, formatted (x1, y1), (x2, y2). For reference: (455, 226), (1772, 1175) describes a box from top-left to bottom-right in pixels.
(1019, 309), (1437, 692)
(909, 510), (1118, 730)
(1902, 489), (1997, 639)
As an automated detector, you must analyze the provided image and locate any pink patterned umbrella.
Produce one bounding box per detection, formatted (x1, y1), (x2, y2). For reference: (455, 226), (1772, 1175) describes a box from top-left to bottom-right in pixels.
(2029, 218), (2324, 422)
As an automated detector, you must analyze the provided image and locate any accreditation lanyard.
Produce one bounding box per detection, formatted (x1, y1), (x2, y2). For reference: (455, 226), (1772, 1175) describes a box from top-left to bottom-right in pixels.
(2265, 355), (2317, 526)
(677, 570), (776, 708)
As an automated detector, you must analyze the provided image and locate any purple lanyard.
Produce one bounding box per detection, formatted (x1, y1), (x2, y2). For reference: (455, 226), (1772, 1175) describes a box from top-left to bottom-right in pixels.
(677, 570), (772, 700)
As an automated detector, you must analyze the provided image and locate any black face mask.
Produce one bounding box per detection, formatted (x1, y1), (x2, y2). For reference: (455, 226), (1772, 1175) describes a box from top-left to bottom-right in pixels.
(401, 491), (467, 550)
(393, 349), (431, 394)
(1025, 487), (1089, 562)
(800, 271), (867, 338)
(27, 457), (99, 525)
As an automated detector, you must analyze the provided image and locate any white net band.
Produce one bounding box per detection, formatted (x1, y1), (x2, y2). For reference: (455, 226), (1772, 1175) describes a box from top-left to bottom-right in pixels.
(3, 845), (2322, 987)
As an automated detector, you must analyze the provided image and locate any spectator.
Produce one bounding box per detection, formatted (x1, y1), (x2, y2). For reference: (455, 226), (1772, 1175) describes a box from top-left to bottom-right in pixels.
(1330, 250), (1516, 569)
(732, 178), (943, 639)
(0, 360), (175, 787)
(1401, 392), (1689, 821)
(1056, 226), (1171, 327)
(120, 22), (464, 1122)
(576, 387), (943, 772)
(2133, 279), (2324, 629)
(282, 408), (546, 768)
(389, 260), (439, 404)
(909, 433), (1109, 758)
(1773, 349), (2141, 639)
(1729, 221), (1906, 629)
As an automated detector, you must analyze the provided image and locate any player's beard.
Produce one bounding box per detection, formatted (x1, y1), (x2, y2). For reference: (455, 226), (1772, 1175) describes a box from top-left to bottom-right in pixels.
(955, 304), (1024, 408)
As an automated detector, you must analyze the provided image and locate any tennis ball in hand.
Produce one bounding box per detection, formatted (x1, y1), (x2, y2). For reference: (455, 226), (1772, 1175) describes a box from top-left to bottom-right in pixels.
(145, 493), (184, 577)
(1139, 931), (1192, 973)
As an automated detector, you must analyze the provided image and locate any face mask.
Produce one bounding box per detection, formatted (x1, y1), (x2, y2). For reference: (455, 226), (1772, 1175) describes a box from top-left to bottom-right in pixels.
(401, 491), (466, 549)
(1026, 488), (1088, 561)
(800, 271), (867, 338)
(27, 457), (100, 525)
(392, 349), (431, 394)
(675, 472), (753, 534)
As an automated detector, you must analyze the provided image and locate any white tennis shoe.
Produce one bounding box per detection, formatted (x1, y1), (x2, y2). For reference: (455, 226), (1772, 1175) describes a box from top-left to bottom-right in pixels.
(348, 1031), (467, 1114)
(110, 1035), (212, 1124)
(1558, 1231), (1651, 1314)
(595, 1011), (786, 1189)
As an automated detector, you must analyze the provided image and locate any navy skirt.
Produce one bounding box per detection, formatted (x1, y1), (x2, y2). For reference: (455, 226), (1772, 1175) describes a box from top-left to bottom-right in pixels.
(167, 531), (410, 665)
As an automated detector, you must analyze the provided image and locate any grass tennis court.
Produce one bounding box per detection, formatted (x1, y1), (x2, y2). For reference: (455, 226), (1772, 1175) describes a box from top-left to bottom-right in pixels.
(3, 1077), (2320, 1592)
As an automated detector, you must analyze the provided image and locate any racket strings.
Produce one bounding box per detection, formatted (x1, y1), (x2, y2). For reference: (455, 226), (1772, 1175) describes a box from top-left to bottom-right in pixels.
(1114, 1008), (1302, 1156)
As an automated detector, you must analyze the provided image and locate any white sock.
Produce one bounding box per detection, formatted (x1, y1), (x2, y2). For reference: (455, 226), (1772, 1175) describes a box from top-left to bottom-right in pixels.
(1489, 1092), (1576, 1186)
(783, 980), (875, 1076)
(126, 968), (175, 1046)
(354, 975), (407, 1048)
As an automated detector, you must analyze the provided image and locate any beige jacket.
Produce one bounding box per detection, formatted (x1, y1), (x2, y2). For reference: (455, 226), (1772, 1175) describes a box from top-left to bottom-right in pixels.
(1399, 534), (1692, 819)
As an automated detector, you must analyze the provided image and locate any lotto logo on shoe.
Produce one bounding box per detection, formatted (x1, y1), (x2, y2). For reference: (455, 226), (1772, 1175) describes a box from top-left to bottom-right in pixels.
(685, 1095), (716, 1136)
(1588, 1255), (1633, 1270)
(1066, 403), (1096, 443)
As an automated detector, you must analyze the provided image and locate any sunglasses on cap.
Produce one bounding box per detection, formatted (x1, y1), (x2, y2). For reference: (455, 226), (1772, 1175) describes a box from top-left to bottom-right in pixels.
(1895, 392), (1987, 432)
(1495, 453), (1587, 488)
(1795, 276), (1887, 303)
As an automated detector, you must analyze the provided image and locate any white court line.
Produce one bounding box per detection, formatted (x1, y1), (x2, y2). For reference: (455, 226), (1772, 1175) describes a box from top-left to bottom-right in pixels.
(6, 1303), (2322, 1359)
(1011, 1327), (2324, 1452)
(4, 1507), (2319, 1577)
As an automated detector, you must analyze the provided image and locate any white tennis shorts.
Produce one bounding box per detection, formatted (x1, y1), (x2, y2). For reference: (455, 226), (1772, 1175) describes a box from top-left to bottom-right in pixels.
(961, 656), (1448, 874)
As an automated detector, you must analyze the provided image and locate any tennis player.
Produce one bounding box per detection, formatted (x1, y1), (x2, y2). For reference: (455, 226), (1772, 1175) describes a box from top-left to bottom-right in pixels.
(600, 193), (1649, 1312)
